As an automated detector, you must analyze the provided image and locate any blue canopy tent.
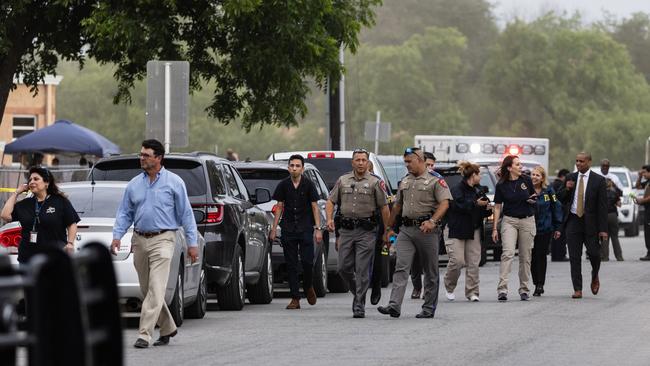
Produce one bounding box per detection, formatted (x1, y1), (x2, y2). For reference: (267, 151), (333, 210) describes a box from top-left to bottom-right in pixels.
(3, 120), (120, 157)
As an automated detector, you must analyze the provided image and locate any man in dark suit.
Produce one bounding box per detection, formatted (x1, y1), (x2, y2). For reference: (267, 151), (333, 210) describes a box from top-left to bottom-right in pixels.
(557, 152), (608, 299)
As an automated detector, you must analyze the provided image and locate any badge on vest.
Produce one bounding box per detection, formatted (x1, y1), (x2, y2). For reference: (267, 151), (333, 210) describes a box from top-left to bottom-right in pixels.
(521, 183), (527, 190)
(30, 231), (38, 243)
(46, 207), (55, 214)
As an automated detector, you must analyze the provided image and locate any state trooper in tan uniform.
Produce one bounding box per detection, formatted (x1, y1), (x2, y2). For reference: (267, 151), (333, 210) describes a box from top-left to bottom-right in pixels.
(378, 147), (452, 318)
(326, 149), (390, 318)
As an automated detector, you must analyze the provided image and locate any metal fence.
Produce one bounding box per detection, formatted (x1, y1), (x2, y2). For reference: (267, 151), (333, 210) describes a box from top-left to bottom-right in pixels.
(0, 167), (91, 208)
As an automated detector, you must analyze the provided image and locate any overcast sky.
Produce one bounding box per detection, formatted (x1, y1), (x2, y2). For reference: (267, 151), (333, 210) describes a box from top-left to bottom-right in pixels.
(489, 0), (650, 24)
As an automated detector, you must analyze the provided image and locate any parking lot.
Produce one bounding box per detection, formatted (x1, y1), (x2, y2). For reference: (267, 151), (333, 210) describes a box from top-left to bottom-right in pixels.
(123, 233), (650, 366)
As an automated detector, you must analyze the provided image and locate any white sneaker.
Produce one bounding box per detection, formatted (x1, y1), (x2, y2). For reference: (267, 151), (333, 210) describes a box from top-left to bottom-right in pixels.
(469, 295), (480, 302)
(445, 292), (455, 301)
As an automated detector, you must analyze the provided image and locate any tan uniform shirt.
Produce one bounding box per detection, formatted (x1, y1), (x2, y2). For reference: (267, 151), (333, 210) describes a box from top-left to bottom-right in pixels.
(329, 172), (387, 218)
(397, 172), (453, 218)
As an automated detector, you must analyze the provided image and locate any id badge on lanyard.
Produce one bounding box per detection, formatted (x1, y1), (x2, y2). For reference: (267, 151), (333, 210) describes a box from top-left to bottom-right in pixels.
(31, 199), (45, 244)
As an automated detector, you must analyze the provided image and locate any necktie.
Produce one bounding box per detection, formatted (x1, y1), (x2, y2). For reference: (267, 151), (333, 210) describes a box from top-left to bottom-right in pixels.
(576, 174), (585, 217)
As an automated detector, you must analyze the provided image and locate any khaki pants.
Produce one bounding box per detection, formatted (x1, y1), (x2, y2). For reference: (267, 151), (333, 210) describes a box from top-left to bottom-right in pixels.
(132, 231), (177, 343)
(497, 216), (535, 295)
(337, 228), (376, 314)
(388, 226), (440, 315)
(444, 229), (481, 298)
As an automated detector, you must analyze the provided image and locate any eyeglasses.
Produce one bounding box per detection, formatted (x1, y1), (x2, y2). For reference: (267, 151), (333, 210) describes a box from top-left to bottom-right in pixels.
(353, 148), (368, 154)
(139, 153), (155, 159)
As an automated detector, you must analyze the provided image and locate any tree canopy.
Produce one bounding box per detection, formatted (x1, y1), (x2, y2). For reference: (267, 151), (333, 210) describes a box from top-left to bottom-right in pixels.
(0, 0), (381, 129)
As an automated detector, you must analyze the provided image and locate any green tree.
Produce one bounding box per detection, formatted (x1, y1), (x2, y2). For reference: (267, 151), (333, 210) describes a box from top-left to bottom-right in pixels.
(0, 0), (380, 129)
(603, 12), (650, 82)
(345, 27), (469, 153)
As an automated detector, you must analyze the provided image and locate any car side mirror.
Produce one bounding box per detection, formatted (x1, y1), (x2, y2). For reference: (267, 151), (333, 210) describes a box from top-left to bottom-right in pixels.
(254, 188), (271, 204)
(193, 210), (205, 224)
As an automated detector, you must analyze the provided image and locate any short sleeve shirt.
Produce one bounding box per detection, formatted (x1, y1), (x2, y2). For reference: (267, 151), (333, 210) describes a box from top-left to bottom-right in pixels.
(272, 176), (319, 233)
(12, 195), (80, 263)
(397, 172), (453, 219)
(329, 172), (387, 218)
(494, 175), (536, 218)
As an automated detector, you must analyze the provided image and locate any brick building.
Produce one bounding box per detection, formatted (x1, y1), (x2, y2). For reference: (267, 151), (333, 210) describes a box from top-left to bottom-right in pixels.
(0, 75), (63, 166)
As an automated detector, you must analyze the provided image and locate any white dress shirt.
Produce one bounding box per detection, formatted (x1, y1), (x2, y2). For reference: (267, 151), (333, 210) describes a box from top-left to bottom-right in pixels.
(571, 170), (591, 215)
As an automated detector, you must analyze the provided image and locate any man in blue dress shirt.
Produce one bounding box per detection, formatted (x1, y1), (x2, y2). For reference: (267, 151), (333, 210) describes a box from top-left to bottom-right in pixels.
(111, 139), (198, 349)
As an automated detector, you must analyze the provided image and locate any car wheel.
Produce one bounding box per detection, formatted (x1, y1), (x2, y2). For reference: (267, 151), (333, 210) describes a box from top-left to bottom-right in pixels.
(169, 266), (184, 327)
(624, 221), (639, 237)
(247, 248), (273, 304)
(216, 246), (245, 310)
(313, 250), (327, 297)
(185, 268), (207, 319)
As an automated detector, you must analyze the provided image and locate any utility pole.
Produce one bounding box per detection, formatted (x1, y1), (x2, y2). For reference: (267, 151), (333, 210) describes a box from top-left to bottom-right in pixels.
(328, 45), (345, 150)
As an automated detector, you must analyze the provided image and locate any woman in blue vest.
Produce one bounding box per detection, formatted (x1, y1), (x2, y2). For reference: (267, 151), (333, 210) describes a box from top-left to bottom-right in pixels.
(530, 166), (563, 296)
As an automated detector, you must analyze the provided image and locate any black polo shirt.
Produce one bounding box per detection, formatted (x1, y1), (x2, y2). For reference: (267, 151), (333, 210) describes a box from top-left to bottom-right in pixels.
(494, 175), (536, 218)
(12, 194), (80, 263)
(272, 176), (319, 233)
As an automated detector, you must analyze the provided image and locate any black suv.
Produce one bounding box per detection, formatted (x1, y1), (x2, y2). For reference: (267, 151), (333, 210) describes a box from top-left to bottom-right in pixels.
(91, 153), (273, 310)
(234, 161), (344, 294)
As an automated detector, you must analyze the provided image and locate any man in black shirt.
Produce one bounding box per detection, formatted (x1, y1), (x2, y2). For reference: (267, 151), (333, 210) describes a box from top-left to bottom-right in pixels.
(551, 169), (570, 261)
(270, 155), (322, 309)
(634, 165), (650, 260)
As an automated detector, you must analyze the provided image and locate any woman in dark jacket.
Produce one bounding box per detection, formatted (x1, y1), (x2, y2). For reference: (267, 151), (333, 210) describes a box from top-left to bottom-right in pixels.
(601, 178), (623, 261)
(530, 166), (562, 296)
(444, 161), (491, 302)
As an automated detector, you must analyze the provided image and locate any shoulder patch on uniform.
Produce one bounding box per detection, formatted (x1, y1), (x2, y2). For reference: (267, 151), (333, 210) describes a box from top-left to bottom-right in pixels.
(379, 180), (386, 192)
(438, 179), (447, 188)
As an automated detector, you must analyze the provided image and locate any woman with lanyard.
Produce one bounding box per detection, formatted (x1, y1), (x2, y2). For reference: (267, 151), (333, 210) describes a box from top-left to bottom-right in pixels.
(444, 161), (491, 302)
(530, 166), (562, 296)
(492, 156), (537, 302)
(1, 166), (80, 265)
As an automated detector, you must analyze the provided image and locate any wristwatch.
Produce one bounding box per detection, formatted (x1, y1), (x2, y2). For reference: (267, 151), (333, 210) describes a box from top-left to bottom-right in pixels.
(313, 225), (322, 231)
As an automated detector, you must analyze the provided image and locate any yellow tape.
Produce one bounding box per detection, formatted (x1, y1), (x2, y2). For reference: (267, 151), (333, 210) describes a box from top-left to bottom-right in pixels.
(0, 188), (16, 192)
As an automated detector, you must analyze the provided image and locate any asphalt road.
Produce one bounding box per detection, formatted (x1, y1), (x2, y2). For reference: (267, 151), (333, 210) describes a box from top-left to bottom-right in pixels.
(124, 234), (650, 366)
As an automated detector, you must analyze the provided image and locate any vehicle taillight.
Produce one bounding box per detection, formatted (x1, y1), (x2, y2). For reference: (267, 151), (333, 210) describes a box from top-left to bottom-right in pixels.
(0, 227), (21, 254)
(307, 152), (335, 159)
(507, 144), (520, 156)
(192, 204), (224, 224)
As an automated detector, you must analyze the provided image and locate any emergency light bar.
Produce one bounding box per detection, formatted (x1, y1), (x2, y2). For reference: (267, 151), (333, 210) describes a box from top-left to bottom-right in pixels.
(455, 142), (544, 156)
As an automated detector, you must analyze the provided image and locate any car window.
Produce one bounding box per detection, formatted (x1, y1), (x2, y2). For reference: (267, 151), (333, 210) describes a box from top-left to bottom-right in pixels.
(479, 167), (496, 195)
(230, 166), (250, 201)
(237, 168), (288, 195)
(206, 160), (226, 195)
(373, 158), (395, 194)
(612, 172), (630, 188)
(92, 158), (207, 197)
(64, 186), (125, 218)
(303, 158), (352, 190)
(221, 164), (241, 198)
(305, 170), (324, 198)
(314, 170), (330, 199)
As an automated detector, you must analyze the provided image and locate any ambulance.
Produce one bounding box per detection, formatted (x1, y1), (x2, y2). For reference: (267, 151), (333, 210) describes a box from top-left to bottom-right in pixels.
(414, 135), (550, 171)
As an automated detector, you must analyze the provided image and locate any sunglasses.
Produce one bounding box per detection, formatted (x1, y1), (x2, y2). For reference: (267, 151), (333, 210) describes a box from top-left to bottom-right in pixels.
(404, 147), (421, 154)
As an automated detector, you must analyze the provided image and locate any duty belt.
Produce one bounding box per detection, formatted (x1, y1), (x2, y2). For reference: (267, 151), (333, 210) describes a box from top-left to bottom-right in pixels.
(402, 215), (432, 227)
(340, 216), (376, 230)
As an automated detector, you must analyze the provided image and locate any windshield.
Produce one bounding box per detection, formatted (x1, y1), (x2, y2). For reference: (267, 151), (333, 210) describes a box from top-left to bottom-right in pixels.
(237, 169), (288, 195)
(92, 159), (207, 196)
(479, 167), (496, 195)
(304, 158), (352, 190)
(64, 186), (125, 218)
(612, 172), (630, 188)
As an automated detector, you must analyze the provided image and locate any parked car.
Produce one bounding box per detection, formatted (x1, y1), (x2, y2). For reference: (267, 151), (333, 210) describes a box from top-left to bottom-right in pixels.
(377, 155), (407, 195)
(0, 181), (208, 327)
(268, 150), (396, 287)
(606, 167), (640, 237)
(233, 161), (332, 295)
(90, 152), (273, 310)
